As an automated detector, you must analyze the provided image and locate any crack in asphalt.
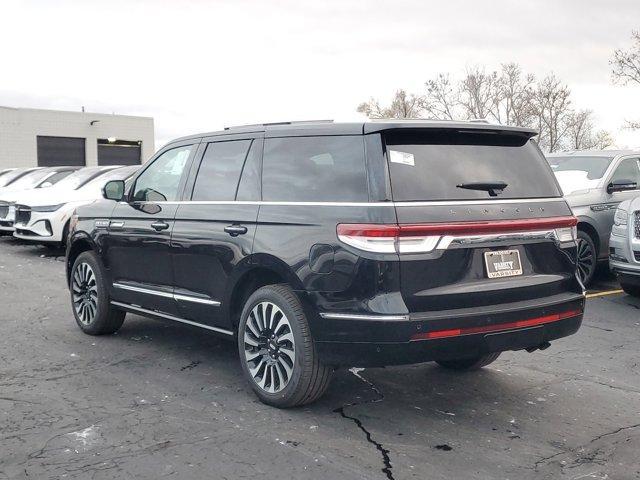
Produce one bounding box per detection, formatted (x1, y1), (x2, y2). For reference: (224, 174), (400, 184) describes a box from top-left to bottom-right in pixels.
(333, 368), (394, 480)
(533, 423), (640, 472)
(180, 360), (201, 371)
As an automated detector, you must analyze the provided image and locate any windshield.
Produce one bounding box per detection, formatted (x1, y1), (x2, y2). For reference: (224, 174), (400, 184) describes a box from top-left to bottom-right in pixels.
(547, 155), (614, 180)
(0, 168), (40, 188)
(52, 167), (116, 191)
(81, 166), (140, 195)
(385, 130), (561, 201)
(1, 169), (52, 190)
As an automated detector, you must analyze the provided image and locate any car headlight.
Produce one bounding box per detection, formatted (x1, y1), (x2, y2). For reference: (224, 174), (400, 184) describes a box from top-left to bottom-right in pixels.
(31, 203), (65, 212)
(614, 208), (628, 226)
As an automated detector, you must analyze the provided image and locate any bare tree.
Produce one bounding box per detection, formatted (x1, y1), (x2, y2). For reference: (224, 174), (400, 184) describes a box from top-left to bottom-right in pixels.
(457, 67), (500, 120)
(566, 110), (614, 150)
(495, 63), (537, 127)
(357, 64), (612, 152)
(611, 30), (640, 129)
(424, 74), (458, 120)
(532, 74), (572, 152)
(357, 90), (426, 119)
(611, 30), (640, 85)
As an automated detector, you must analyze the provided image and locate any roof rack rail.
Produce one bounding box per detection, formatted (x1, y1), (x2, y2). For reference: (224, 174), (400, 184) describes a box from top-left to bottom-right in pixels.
(224, 119), (334, 130)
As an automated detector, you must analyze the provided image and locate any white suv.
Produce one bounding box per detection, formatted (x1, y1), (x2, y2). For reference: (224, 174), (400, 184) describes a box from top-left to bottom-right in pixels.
(12, 166), (138, 246)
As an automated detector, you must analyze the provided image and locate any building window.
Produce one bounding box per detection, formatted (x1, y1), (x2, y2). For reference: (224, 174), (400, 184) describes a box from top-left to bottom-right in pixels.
(97, 138), (142, 166)
(37, 136), (86, 167)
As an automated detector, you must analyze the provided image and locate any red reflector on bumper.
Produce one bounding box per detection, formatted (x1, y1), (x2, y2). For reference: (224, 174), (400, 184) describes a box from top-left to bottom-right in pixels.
(411, 308), (583, 341)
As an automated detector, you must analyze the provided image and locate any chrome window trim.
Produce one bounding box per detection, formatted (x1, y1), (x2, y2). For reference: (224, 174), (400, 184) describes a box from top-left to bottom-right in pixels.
(111, 301), (232, 335)
(319, 312), (410, 321)
(113, 282), (221, 306)
(118, 197), (565, 207)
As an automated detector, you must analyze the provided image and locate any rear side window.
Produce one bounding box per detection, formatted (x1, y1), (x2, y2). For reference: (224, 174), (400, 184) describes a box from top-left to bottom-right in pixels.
(192, 140), (252, 201)
(262, 136), (368, 202)
(385, 130), (562, 201)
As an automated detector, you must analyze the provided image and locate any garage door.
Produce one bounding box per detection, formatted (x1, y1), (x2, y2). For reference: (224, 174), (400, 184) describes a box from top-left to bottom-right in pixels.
(37, 136), (86, 166)
(97, 140), (141, 166)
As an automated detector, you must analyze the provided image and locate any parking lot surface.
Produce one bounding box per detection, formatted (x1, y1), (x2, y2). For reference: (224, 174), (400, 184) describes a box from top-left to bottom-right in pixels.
(1, 236), (639, 480)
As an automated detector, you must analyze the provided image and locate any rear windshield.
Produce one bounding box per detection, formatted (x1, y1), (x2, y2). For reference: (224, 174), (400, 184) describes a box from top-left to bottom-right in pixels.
(385, 130), (561, 201)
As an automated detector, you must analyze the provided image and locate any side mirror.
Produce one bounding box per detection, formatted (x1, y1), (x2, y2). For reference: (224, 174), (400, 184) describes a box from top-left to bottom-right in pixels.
(607, 178), (638, 194)
(103, 180), (125, 201)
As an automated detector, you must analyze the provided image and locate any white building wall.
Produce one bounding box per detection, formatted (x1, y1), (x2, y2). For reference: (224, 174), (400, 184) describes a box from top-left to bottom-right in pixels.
(0, 106), (155, 169)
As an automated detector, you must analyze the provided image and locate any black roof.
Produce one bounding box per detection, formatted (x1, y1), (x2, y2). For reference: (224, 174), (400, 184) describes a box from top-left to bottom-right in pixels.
(168, 120), (538, 145)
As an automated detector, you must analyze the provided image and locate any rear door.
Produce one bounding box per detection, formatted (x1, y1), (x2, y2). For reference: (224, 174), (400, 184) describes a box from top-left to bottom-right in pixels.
(170, 134), (262, 329)
(105, 141), (197, 315)
(382, 128), (579, 313)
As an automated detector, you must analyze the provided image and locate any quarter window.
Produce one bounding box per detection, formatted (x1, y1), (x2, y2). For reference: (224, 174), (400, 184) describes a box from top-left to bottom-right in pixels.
(132, 145), (192, 202)
(262, 136), (368, 202)
(191, 140), (252, 201)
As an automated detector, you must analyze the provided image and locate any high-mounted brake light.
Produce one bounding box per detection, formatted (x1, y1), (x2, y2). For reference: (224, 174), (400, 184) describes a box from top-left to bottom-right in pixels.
(337, 216), (578, 254)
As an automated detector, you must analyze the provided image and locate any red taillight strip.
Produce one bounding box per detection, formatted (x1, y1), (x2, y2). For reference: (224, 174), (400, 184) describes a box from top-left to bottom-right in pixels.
(337, 216), (577, 238)
(411, 308), (583, 341)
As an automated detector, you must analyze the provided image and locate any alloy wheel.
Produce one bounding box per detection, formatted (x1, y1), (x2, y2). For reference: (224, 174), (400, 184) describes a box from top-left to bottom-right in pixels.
(576, 237), (595, 285)
(243, 301), (295, 394)
(72, 262), (98, 325)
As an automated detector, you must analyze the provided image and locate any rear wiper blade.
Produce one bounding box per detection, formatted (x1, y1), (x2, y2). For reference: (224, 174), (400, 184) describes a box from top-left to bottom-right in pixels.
(456, 181), (508, 197)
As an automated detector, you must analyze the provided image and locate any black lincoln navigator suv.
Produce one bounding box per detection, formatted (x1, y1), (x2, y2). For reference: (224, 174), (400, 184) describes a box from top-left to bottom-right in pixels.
(66, 120), (585, 407)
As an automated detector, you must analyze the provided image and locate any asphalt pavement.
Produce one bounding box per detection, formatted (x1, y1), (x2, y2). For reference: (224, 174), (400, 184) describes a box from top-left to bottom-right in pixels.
(0, 235), (639, 480)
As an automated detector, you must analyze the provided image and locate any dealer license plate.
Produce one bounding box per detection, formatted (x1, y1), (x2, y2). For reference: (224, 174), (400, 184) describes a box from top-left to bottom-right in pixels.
(484, 250), (523, 278)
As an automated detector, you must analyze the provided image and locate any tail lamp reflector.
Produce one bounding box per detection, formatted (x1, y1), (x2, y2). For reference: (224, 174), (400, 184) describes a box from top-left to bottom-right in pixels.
(410, 308), (583, 341)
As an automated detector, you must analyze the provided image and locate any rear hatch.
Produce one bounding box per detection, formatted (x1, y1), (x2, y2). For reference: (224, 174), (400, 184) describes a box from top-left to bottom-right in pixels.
(384, 128), (581, 314)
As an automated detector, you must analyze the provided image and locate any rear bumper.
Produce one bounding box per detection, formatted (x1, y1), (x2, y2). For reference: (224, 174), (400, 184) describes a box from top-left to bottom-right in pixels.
(309, 292), (585, 367)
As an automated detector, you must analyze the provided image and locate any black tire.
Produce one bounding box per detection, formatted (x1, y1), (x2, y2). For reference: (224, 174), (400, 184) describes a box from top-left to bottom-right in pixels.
(238, 284), (333, 408)
(576, 230), (597, 287)
(70, 251), (125, 335)
(436, 352), (501, 371)
(620, 281), (640, 297)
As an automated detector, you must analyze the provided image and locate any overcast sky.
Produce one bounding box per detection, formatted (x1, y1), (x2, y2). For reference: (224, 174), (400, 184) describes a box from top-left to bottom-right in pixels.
(1, 0), (639, 149)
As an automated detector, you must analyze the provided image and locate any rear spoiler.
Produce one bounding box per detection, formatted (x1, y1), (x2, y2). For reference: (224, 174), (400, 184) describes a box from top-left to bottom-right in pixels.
(363, 121), (538, 138)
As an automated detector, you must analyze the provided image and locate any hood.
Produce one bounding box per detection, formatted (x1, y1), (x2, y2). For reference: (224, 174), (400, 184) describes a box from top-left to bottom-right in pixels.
(554, 170), (601, 196)
(13, 185), (94, 207)
(626, 196), (640, 213)
(0, 185), (51, 204)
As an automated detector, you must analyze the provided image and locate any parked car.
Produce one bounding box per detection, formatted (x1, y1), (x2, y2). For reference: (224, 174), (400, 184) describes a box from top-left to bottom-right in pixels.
(609, 197), (640, 296)
(0, 168), (16, 179)
(12, 166), (138, 246)
(0, 166), (80, 233)
(547, 150), (640, 286)
(66, 120), (584, 408)
(0, 167), (42, 189)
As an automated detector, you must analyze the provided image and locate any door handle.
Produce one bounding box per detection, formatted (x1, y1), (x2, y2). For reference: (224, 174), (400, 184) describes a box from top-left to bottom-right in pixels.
(224, 225), (248, 237)
(151, 221), (170, 231)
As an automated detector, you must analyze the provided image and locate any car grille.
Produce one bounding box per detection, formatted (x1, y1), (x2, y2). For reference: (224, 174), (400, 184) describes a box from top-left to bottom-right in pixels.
(635, 211), (640, 239)
(15, 206), (31, 225)
(0, 204), (8, 218)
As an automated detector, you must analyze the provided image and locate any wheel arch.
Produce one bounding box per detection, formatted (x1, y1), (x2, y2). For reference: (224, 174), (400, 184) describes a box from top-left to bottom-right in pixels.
(66, 233), (98, 286)
(227, 255), (304, 330)
(576, 218), (600, 257)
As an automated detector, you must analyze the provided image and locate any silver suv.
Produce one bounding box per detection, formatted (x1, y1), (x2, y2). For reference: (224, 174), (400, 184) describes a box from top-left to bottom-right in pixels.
(547, 150), (640, 286)
(610, 198), (640, 296)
